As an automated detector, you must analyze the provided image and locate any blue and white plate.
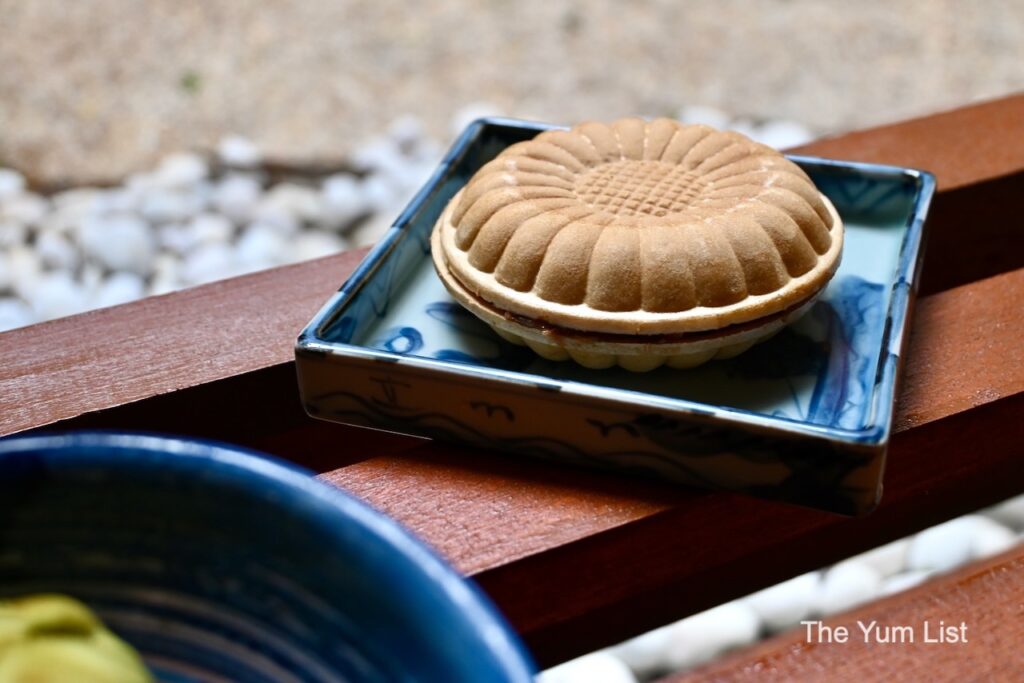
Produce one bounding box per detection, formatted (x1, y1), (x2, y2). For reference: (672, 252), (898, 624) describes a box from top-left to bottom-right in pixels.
(296, 118), (936, 515)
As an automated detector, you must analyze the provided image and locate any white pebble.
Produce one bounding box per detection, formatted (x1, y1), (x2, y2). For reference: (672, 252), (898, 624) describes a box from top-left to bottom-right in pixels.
(742, 571), (821, 633)
(217, 135), (262, 167)
(389, 162), (435, 199)
(191, 180), (215, 208)
(347, 213), (392, 248)
(181, 242), (237, 286)
(126, 171), (158, 194)
(79, 214), (157, 274)
(880, 570), (935, 597)
(37, 208), (81, 237)
(0, 250), (10, 291)
(982, 495), (1024, 531)
(321, 173), (368, 230)
(726, 117), (760, 141)
(187, 213), (233, 246)
(93, 272), (145, 309)
(211, 173), (262, 223)
(0, 168), (26, 200)
(359, 174), (400, 214)
(258, 183), (324, 224)
(289, 230), (346, 261)
(153, 152), (209, 189)
(96, 187), (142, 214)
(678, 104), (731, 130)
(149, 279), (177, 298)
(907, 516), (979, 573)
(27, 270), (89, 320)
(0, 220), (27, 248)
(157, 222), (194, 255)
(0, 297), (34, 332)
(352, 138), (406, 177)
(752, 120), (815, 149)
(816, 561), (882, 616)
(664, 601), (760, 671)
(140, 189), (204, 223)
(7, 246), (42, 299)
(1, 193), (48, 225)
(970, 517), (1016, 559)
(249, 203), (300, 236)
(608, 625), (673, 679)
(847, 538), (909, 579)
(36, 231), (80, 271)
(79, 263), (103, 292)
(45, 189), (103, 234)
(537, 651), (636, 683)
(52, 187), (101, 212)
(413, 135), (443, 162)
(236, 222), (288, 271)
(149, 253), (181, 296)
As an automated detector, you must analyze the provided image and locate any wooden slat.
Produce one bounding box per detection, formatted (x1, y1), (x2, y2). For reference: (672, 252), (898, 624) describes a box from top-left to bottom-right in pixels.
(790, 93), (1024, 192)
(913, 171), (1024, 295)
(893, 266), (1024, 432)
(54, 363), (423, 473)
(0, 247), (366, 435)
(793, 94), (1024, 295)
(663, 545), (1024, 682)
(2, 96), (1024, 667)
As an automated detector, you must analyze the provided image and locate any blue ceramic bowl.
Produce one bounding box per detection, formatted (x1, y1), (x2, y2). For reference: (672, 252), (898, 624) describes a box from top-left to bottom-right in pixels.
(0, 432), (535, 682)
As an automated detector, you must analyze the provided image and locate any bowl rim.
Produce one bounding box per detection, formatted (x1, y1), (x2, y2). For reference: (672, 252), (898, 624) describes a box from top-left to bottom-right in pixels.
(0, 430), (536, 682)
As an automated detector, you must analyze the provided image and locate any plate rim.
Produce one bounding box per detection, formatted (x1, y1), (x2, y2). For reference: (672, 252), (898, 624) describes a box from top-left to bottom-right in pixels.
(297, 117), (937, 451)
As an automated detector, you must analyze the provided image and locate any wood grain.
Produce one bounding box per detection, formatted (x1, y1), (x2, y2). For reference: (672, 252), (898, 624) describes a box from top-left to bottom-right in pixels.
(664, 545), (1024, 682)
(790, 93), (1024, 192)
(916, 171), (1024, 295)
(0, 247), (367, 435)
(893, 267), (1024, 432)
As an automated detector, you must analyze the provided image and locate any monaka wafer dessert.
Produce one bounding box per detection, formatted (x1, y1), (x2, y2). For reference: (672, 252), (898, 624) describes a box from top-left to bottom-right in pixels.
(431, 117), (843, 371)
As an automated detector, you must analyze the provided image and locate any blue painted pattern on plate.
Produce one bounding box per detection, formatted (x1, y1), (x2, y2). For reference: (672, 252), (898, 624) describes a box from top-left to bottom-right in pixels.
(296, 119), (934, 515)
(334, 153), (916, 433)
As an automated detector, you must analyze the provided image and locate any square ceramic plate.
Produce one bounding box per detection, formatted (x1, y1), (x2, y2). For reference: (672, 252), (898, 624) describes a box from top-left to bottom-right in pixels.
(296, 118), (935, 515)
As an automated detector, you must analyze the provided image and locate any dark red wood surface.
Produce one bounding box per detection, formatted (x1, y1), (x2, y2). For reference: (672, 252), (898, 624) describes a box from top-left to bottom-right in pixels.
(664, 544), (1024, 682)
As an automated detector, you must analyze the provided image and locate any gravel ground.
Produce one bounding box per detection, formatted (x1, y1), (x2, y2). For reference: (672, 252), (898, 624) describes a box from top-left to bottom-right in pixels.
(3, 0), (1024, 184)
(0, 109), (812, 331)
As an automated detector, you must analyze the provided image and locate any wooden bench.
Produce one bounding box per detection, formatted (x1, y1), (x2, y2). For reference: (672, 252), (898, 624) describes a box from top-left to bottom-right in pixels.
(2, 94), (1023, 673)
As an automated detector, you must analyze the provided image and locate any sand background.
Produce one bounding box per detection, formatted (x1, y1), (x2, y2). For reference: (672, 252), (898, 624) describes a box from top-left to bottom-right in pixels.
(2, 0), (1022, 184)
